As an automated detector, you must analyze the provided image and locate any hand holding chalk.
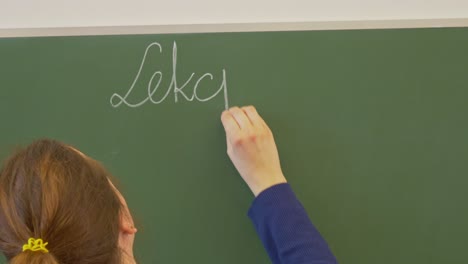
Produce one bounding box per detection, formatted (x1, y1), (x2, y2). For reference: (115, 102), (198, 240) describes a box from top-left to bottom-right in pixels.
(221, 106), (287, 197)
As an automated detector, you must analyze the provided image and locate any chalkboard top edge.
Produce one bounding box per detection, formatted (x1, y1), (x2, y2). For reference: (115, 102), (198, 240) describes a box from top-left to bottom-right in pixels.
(0, 19), (467, 38)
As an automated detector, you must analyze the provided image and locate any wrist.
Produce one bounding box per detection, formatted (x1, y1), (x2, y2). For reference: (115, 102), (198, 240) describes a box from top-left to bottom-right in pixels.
(250, 174), (287, 197)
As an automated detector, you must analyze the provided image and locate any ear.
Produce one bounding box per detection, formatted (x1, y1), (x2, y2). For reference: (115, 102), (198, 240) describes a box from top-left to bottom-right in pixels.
(108, 178), (138, 235)
(119, 203), (138, 235)
(119, 211), (137, 263)
(120, 214), (138, 235)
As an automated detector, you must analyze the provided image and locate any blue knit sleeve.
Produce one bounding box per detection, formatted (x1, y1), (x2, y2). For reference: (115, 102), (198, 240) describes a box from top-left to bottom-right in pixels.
(248, 183), (338, 264)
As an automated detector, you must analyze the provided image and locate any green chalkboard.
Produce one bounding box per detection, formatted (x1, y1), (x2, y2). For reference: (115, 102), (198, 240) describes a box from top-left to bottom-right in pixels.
(1, 28), (467, 264)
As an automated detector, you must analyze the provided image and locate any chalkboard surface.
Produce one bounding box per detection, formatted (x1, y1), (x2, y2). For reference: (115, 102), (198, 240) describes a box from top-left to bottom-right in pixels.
(1, 28), (467, 264)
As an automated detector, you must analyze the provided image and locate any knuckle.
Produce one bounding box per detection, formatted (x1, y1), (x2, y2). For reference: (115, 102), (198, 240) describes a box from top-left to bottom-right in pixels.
(233, 139), (244, 147)
(233, 135), (246, 146)
(248, 134), (257, 142)
(235, 132), (258, 144)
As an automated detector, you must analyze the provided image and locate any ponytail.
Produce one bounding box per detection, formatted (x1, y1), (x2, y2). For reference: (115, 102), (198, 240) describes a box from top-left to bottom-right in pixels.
(10, 250), (59, 264)
(8, 238), (57, 264)
(0, 139), (123, 263)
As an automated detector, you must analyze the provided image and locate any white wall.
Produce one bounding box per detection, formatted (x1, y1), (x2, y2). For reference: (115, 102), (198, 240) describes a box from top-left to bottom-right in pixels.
(1, 0), (468, 29)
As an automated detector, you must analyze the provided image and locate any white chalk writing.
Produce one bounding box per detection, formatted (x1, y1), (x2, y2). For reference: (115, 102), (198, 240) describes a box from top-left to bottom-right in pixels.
(110, 41), (229, 109)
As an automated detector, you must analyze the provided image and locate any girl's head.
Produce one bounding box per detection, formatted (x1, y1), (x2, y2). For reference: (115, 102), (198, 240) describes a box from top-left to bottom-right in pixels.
(0, 139), (137, 263)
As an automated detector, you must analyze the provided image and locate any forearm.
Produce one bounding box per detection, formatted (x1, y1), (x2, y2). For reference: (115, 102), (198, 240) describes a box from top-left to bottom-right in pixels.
(248, 183), (337, 264)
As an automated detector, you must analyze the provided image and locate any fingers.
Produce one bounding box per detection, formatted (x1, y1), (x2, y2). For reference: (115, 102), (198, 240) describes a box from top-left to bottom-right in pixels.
(229, 107), (253, 129)
(221, 106), (266, 127)
(222, 106), (268, 132)
(242, 106), (267, 130)
(221, 110), (240, 135)
(222, 106), (253, 134)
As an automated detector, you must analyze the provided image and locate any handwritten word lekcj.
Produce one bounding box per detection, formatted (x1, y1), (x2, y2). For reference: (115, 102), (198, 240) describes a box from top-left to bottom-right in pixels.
(110, 42), (229, 109)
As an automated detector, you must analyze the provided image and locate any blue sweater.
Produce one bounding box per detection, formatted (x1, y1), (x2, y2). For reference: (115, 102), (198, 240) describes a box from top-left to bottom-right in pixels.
(248, 183), (338, 264)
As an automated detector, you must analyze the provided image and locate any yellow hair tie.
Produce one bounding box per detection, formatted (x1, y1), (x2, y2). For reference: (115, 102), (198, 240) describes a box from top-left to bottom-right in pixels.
(22, 238), (49, 253)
